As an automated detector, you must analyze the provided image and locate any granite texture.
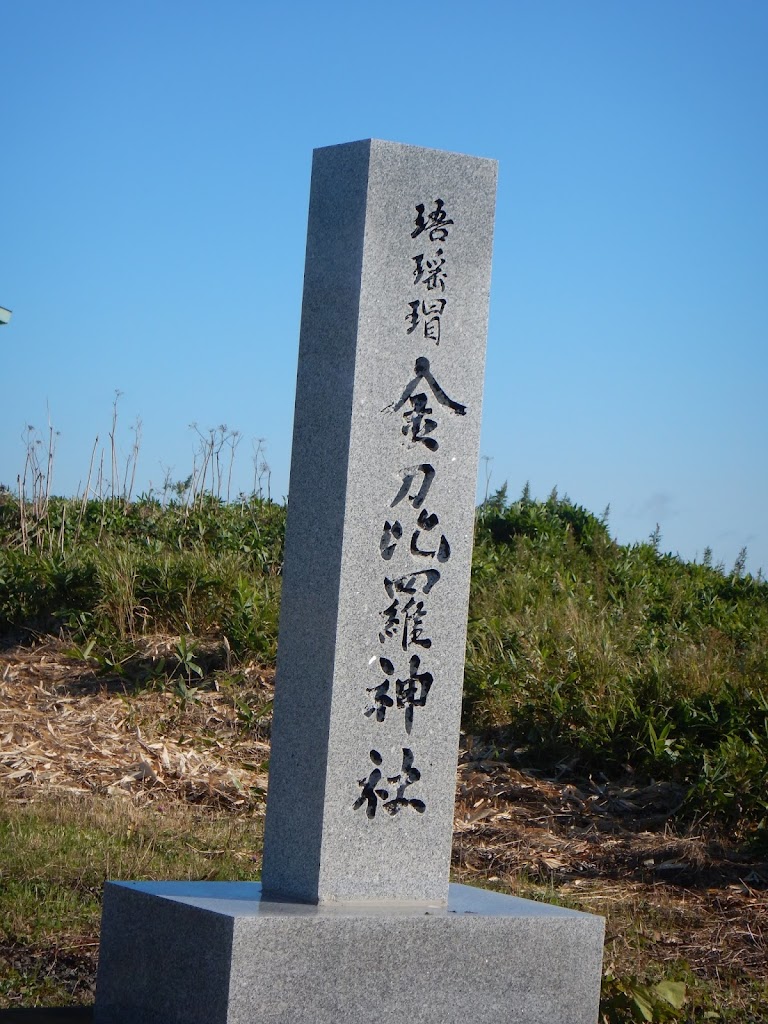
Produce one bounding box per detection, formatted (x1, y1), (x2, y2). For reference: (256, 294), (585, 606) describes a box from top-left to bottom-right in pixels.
(94, 881), (605, 1024)
(261, 139), (499, 904)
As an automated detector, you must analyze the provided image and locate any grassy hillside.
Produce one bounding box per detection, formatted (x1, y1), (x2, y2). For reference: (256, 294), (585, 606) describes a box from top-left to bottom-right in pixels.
(1, 484), (767, 1019)
(1, 483), (767, 848)
(467, 487), (768, 848)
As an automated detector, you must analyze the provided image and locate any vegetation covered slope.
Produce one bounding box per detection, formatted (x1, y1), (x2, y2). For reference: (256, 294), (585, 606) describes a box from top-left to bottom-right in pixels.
(1, 485), (766, 847)
(467, 487), (768, 848)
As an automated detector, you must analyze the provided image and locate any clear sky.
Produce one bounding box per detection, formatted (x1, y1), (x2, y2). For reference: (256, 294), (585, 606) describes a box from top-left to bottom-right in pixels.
(2, 1), (766, 574)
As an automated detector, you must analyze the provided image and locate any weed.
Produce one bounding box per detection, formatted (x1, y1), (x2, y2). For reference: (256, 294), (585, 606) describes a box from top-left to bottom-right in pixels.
(466, 485), (768, 843)
(601, 973), (687, 1023)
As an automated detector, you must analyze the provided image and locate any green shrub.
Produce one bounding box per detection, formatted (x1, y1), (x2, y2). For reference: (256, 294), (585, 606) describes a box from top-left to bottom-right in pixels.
(2, 484), (766, 841)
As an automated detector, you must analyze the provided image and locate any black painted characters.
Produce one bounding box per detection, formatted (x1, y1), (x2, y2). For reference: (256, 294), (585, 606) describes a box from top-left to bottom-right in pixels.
(354, 198), (468, 819)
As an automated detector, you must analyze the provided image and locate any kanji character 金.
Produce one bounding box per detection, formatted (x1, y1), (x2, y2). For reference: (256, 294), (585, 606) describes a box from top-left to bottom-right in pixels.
(383, 357), (466, 452)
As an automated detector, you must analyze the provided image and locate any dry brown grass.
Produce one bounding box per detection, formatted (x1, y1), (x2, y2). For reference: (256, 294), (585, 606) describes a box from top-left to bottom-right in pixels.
(1, 640), (766, 1018)
(0, 640), (270, 809)
(453, 753), (767, 1007)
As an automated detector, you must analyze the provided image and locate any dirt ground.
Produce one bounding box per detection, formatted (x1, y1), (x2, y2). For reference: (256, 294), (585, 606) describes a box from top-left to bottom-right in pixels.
(1, 639), (766, 1015)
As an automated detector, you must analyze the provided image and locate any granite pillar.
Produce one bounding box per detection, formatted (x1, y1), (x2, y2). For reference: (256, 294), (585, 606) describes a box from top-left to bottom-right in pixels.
(261, 139), (498, 904)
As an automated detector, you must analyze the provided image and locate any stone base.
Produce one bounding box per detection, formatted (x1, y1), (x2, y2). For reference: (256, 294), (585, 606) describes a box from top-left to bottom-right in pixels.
(94, 881), (604, 1024)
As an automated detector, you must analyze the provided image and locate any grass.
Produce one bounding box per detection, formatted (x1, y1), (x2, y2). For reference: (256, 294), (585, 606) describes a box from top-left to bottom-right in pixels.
(1, 668), (766, 1019)
(0, 795), (263, 1007)
(0, 491), (285, 661)
(465, 487), (768, 849)
(1, 473), (767, 1019)
(1, 482), (766, 845)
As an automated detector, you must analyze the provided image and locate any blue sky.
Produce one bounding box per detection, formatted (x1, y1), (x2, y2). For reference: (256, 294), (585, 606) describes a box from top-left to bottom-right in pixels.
(2, 1), (766, 574)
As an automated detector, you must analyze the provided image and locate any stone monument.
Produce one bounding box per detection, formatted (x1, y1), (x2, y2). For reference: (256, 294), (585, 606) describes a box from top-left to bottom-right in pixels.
(94, 140), (604, 1024)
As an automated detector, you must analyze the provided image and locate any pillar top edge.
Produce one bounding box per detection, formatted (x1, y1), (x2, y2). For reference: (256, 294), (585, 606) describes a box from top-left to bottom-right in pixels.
(312, 138), (498, 167)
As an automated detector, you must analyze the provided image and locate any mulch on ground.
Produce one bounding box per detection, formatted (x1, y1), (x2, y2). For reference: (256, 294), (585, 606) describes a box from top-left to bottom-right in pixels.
(1, 639), (766, 1008)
